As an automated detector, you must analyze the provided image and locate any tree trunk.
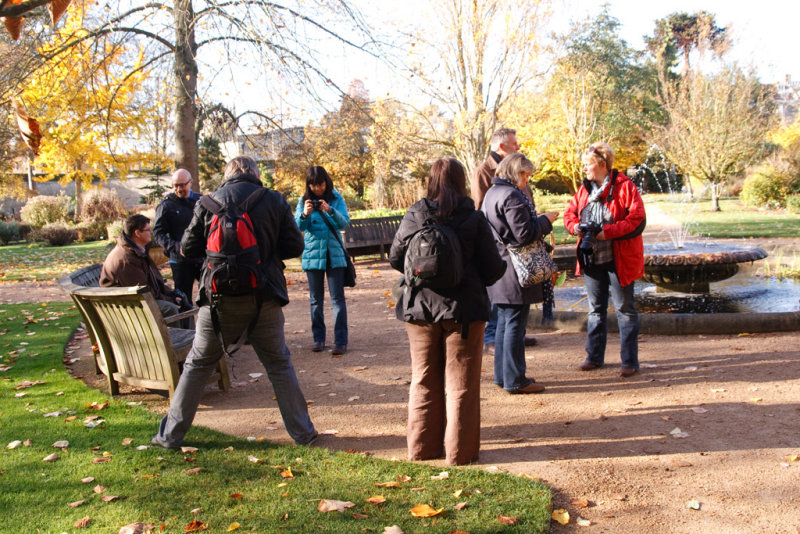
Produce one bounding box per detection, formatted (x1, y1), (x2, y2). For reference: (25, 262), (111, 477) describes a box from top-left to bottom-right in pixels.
(710, 183), (721, 211)
(173, 0), (199, 191)
(74, 176), (82, 222)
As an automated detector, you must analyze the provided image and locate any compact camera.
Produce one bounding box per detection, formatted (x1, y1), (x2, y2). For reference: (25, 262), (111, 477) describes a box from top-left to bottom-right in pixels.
(310, 199), (322, 210)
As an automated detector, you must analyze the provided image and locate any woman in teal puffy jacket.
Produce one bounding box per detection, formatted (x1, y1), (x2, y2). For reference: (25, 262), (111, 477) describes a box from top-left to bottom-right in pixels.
(294, 166), (351, 355)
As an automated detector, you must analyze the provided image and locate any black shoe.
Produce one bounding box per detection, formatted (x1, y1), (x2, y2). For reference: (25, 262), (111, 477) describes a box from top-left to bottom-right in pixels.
(312, 341), (325, 352)
(332, 344), (347, 355)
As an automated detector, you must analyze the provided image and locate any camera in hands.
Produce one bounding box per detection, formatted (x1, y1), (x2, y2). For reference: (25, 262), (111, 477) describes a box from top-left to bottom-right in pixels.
(577, 221), (603, 268)
(310, 199), (322, 210)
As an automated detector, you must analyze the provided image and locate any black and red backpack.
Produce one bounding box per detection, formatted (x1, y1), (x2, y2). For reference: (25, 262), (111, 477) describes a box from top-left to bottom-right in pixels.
(198, 187), (268, 355)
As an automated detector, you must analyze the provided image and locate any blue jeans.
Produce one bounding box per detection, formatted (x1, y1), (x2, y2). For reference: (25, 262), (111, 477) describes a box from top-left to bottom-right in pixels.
(306, 267), (348, 347)
(154, 296), (317, 446)
(493, 304), (532, 391)
(484, 303), (498, 345)
(583, 262), (639, 368)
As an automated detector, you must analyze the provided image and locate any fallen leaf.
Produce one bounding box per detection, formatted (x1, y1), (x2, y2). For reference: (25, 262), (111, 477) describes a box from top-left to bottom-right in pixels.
(118, 523), (155, 534)
(227, 522), (240, 531)
(382, 526), (403, 534)
(670, 427), (689, 439)
(784, 455), (798, 463)
(185, 519), (207, 531)
(571, 498), (590, 508)
(7, 440), (21, 449)
(691, 407), (709, 414)
(318, 499), (355, 513)
(67, 500), (84, 507)
(375, 481), (402, 488)
(92, 457), (110, 464)
(552, 509), (570, 525)
(352, 513), (369, 520)
(498, 514), (520, 525)
(43, 452), (58, 462)
(101, 495), (119, 502)
(397, 475), (411, 483)
(454, 501), (467, 510)
(687, 499), (701, 510)
(280, 467), (293, 479)
(711, 388), (726, 393)
(352, 366), (368, 371)
(410, 487), (425, 492)
(89, 400), (109, 410)
(612, 494), (627, 501)
(73, 516), (91, 528)
(184, 467), (204, 475)
(750, 397), (762, 403)
(122, 438), (133, 446)
(191, 508), (201, 515)
(93, 484), (106, 493)
(247, 455), (263, 464)
(366, 496), (386, 504)
(181, 446), (198, 453)
(81, 477), (94, 484)
(409, 504), (443, 518)
(430, 471), (449, 480)
(576, 516), (592, 526)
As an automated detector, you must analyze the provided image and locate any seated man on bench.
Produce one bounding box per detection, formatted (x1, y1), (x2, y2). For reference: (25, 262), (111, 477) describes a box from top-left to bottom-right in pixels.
(100, 214), (191, 325)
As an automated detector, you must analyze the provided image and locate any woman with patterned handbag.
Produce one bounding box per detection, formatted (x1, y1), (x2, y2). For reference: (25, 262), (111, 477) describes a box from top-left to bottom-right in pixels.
(295, 166), (351, 356)
(481, 153), (559, 394)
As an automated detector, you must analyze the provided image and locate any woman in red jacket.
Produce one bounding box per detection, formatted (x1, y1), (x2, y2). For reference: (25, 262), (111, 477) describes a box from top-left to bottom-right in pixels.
(563, 142), (646, 377)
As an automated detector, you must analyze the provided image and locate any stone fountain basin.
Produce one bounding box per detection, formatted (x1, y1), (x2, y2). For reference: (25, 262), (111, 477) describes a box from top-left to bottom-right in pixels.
(643, 242), (767, 293)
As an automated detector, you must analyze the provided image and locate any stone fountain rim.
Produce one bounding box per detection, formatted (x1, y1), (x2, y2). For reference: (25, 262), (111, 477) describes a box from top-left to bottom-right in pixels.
(643, 243), (767, 266)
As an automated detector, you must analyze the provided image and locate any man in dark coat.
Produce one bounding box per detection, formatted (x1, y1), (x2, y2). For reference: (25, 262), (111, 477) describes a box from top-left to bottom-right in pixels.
(152, 156), (318, 449)
(100, 213), (186, 319)
(153, 168), (203, 300)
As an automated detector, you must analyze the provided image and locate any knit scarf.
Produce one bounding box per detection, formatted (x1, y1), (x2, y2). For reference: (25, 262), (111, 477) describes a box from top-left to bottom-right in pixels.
(586, 175), (610, 223)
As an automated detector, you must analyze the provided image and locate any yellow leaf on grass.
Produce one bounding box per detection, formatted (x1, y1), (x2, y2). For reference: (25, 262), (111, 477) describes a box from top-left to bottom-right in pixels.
(552, 508), (570, 525)
(374, 481), (402, 488)
(409, 504), (443, 518)
(227, 522), (240, 531)
(280, 467), (294, 479)
(366, 495), (386, 504)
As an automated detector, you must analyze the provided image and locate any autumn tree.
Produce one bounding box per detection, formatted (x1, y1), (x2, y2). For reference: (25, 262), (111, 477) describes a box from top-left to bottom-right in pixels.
(656, 67), (775, 211)
(407, 0), (551, 173)
(505, 8), (660, 192)
(20, 4), (148, 217)
(34, 1), (378, 190)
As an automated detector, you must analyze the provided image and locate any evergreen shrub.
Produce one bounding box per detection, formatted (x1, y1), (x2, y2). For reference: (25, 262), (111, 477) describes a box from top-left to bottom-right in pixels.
(36, 222), (77, 246)
(0, 220), (20, 245)
(740, 166), (790, 209)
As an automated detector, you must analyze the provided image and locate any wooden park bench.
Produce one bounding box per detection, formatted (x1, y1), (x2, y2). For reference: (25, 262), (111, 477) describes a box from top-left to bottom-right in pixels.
(342, 215), (403, 260)
(58, 264), (230, 399)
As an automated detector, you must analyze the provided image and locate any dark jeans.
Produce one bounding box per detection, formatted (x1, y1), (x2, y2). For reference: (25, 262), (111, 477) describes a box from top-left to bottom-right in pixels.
(306, 266), (348, 347)
(484, 303), (498, 345)
(493, 304), (532, 391)
(583, 262), (639, 368)
(170, 261), (202, 302)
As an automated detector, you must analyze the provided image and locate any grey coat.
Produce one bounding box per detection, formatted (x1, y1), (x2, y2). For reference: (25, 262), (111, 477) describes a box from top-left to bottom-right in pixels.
(481, 177), (553, 305)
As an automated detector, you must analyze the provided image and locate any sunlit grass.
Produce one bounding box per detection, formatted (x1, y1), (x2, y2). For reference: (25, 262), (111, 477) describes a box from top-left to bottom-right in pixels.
(0, 241), (109, 281)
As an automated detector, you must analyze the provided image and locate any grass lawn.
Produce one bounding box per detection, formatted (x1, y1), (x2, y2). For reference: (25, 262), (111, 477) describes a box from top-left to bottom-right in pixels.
(0, 241), (109, 282)
(649, 196), (800, 239)
(0, 303), (552, 533)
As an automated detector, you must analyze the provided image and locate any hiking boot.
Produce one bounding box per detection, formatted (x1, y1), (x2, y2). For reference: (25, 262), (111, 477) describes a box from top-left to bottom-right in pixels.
(523, 335), (538, 347)
(332, 344), (347, 355)
(151, 435), (180, 450)
(312, 341), (325, 352)
(620, 366), (639, 377)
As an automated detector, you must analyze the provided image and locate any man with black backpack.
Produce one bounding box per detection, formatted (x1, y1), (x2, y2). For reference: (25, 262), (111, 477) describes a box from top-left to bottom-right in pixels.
(152, 156), (318, 449)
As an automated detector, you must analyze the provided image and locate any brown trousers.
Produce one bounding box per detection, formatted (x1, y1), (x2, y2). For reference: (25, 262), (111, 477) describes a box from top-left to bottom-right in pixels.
(405, 319), (485, 465)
